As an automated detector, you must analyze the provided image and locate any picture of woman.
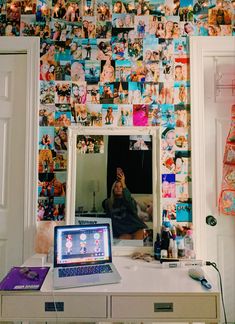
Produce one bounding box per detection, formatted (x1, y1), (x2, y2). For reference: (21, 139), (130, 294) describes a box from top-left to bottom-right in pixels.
(71, 82), (87, 104)
(100, 59), (115, 82)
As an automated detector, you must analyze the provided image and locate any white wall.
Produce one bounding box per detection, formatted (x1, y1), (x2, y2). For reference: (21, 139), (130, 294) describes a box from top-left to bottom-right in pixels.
(75, 136), (108, 212)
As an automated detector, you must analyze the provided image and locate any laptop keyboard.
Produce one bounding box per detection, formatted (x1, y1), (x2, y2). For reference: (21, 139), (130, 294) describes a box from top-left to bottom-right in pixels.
(58, 264), (113, 278)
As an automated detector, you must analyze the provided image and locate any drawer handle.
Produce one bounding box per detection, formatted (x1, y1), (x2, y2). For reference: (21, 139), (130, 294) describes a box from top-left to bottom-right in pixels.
(45, 302), (64, 312)
(154, 302), (173, 312)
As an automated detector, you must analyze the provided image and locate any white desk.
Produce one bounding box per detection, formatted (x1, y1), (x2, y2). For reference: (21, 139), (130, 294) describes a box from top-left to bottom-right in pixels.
(0, 257), (220, 323)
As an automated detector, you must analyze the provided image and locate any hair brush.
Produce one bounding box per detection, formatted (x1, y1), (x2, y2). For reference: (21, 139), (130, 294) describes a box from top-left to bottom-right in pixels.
(188, 267), (212, 289)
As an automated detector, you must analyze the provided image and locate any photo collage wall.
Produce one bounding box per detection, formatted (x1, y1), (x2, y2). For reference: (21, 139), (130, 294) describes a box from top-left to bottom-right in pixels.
(0, 0), (234, 247)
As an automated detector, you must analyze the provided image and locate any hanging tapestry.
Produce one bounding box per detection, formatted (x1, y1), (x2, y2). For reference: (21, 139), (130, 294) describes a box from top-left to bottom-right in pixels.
(219, 104), (235, 216)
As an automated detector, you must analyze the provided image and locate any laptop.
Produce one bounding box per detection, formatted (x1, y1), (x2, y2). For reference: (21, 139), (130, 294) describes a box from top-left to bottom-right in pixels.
(53, 223), (121, 289)
(75, 217), (113, 245)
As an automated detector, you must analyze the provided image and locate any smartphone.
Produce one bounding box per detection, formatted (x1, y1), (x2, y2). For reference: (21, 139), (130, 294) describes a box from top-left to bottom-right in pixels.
(116, 167), (122, 178)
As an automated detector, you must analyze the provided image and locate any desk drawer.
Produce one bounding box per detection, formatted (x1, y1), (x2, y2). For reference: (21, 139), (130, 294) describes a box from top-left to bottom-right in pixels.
(111, 295), (218, 319)
(2, 295), (107, 319)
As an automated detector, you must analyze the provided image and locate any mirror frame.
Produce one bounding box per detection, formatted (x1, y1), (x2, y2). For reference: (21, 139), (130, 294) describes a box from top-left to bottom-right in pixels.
(66, 126), (161, 255)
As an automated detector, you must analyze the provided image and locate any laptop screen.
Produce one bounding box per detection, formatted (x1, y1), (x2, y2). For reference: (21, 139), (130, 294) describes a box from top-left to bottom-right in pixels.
(54, 224), (112, 268)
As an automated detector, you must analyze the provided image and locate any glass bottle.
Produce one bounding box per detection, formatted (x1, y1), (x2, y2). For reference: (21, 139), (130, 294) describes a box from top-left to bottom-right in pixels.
(184, 229), (195, 259)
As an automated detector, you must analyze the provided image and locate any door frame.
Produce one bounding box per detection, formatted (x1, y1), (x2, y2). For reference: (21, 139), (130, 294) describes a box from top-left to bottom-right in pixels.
(0, 37), (39, 261)
(190, 36), (235, 260)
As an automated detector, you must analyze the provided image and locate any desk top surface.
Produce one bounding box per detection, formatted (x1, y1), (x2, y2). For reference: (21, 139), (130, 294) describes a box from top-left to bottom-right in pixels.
(25, 256), (219, 295)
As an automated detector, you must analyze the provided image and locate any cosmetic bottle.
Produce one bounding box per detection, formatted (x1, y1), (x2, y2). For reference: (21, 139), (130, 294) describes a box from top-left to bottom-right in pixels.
(154, 233), (161, 260)
(184, 230), (195, 259)
(172, 239), (178, 259)
(177, 237), (185, 258)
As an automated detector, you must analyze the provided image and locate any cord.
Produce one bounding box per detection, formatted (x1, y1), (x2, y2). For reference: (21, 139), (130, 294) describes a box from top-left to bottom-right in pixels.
(206, 261), (227, 324)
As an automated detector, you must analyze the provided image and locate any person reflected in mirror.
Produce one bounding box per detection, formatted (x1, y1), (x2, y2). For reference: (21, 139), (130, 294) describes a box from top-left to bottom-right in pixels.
(102, 168), (147, 239)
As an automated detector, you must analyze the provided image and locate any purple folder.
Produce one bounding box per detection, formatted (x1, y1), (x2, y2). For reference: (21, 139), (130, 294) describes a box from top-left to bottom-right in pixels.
(0, 266), (50, 290)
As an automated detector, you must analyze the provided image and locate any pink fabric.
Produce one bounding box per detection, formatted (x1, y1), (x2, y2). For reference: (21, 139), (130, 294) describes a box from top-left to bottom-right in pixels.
(218, 104), (235, 216)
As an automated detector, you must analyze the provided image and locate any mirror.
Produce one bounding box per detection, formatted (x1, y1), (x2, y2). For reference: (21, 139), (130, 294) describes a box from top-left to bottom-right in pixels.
(66, 126), (160, 254)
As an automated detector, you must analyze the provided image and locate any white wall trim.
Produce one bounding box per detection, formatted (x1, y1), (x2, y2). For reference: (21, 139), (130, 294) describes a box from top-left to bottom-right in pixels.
(0, 37), (40, 261)
(190, 36), (235, 260)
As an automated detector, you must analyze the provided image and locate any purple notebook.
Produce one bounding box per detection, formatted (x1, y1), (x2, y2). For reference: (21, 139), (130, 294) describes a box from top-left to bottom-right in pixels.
(0, 266), (50, 290)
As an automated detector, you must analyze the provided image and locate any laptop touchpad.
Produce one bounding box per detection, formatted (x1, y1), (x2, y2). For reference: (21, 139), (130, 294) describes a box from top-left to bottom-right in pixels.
(79, 275), (100, 283)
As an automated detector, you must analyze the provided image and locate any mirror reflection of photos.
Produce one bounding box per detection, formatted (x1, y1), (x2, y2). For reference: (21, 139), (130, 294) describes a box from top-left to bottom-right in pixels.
(129, 135), (152, 150)
(37, 196), (65, 221)
(38, 173), (55, 198)
(37, 197), (54, 221)
(38, 171), (66, 198)
(77, 135), (104, 154)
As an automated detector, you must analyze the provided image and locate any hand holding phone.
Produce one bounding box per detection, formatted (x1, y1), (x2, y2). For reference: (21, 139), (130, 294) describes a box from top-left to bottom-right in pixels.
(116, 167), (122, 178)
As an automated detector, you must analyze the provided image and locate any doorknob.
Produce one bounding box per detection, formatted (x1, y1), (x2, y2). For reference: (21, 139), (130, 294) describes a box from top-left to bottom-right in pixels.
(206, 215), (217, 226)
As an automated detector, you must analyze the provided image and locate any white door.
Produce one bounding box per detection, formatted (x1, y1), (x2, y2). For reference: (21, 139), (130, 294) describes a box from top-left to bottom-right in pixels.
(204, 56), (235, 322)
(0, 54), (27, 279)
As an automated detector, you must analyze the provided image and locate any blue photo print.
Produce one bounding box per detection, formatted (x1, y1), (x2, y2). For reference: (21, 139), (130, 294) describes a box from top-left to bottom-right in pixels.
(161, 104), (175, 128)
(148, 0), (165, 15)
(36, 0), (51, 22)
(38, 185), (54, 198)
(173, 37), (189, 55)
(99, 82), (114, 104)
(192, 0), (211, 14)
(162, 173), (176, 198)
(174, 81), (190, 105)
(128, 82), (144, 104)
(54, 111), (72, 127)
(54, 42), (71, 62)
(149, 104), (161, 126)
(85, 60), (101, 84)
(143, 35), (159, 60)
(112, 13), (125, 28)
(102, 104), (119, 126)
(115, 60), (131, 81)
(39, 126), (54, 150)
(176, 202), (192, 222)
(53, 196), (66, 221)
